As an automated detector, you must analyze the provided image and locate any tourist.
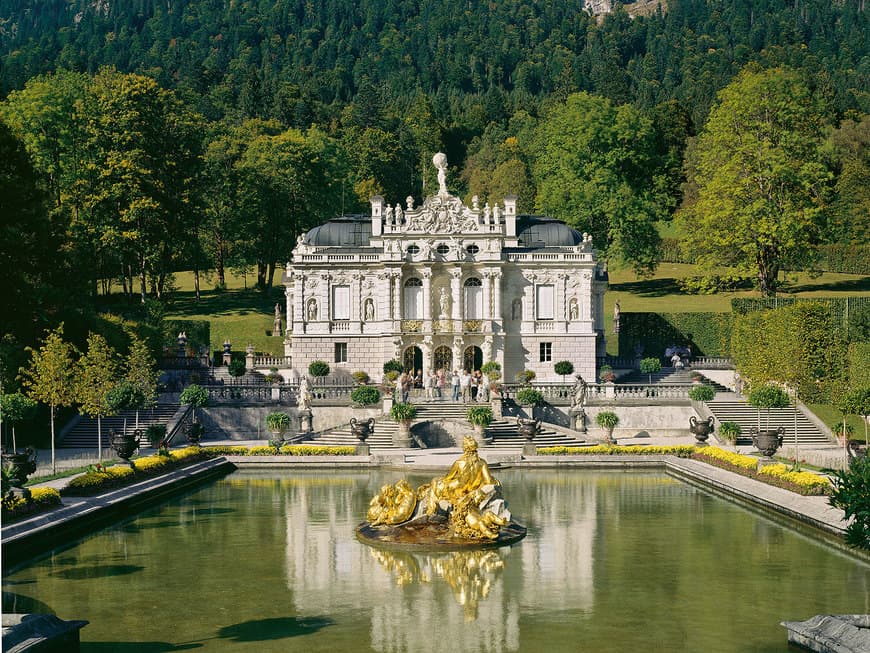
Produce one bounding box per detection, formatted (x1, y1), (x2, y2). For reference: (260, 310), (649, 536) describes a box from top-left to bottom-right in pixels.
(451, 370), (460, 401)
(470, 370), (479, 401)
(399, 372), (411, 403)
(436, 369), (445, 400)
(478, 372), (490, 402)
(460, 370), (471, 403)
(424, 370), (435, 401)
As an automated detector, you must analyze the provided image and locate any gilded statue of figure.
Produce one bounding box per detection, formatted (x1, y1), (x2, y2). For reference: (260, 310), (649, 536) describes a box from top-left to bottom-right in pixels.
(424, 436), (499, 516)
(367, 479), (417, 526)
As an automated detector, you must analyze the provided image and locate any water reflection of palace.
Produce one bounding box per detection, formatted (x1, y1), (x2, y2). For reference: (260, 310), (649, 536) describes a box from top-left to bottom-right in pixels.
(279, 472), (602, 653)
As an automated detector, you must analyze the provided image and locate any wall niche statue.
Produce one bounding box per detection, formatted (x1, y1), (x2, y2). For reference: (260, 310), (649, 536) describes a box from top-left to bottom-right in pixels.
(306, 298), (318, 321)
(511, 298), (522, 321)
(364, 298), (375, 321)
(569, 298), (579, 321)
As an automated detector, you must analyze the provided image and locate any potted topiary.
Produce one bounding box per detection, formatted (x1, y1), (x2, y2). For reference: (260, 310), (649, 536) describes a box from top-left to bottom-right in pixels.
(308, 360), (330, 379)
(352, 370), (370, 385)
(515, 370), (536, 385)
(595, 411), (619, 445)
(719, 421), (742, 446)
(481, 361), (502, 398)
(747, 384), (790, 457)
(466, 405), (493, 444)
(554, 360), (574, 383)
(515, 387), (544, 420)
(266, 411), (291, 449)
(180, 384), (209, 445)
(227, 358), (247, 379)
(390, 402), (418, 446)
(599, 365), (615, 383)
(145, 424), (167, 448)
(639, 357), (661, 384)
(687, 384), (716, 403)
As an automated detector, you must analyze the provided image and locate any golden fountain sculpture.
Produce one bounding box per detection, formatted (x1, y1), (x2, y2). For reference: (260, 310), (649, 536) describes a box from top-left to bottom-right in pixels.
(356, 436), (526, 549)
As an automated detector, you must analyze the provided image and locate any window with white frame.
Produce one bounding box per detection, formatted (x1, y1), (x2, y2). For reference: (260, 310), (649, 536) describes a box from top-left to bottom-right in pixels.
(539, 342), (552, 362)
(332, 285), (350, 320)
(403, 278), (423, 319)
(536, 284), (554, 320)
(335, 342), (348, 363)
(463, 277), (483, 319)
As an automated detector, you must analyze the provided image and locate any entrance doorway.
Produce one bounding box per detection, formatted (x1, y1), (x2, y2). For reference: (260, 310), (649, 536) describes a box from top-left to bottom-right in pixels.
(403, 346), (423, 377)
(433, 346), (452, 373)
(463, 346), (482, 372)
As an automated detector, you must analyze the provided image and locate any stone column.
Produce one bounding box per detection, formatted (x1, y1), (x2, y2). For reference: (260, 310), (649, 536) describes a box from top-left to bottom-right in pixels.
(493, 270), (503, 324)
(392, 271), (402, 322)
(285, 285), (293, 332)
(452, 336), (463, 372)
(450, 269), (462, 329)
(483, 270), (492, 322)
(422, 268), (432, 331)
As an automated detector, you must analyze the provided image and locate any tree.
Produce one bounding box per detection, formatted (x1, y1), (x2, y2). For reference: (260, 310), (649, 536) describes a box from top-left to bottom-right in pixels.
(531, 92), (664, 275)
(1, 392), (37, 451)
(678, 66), (830, 296)
(76, 332), (120, 462)
(639, 357), (661, 384)
(20, 325), (78, 473)
(554, 361), (574, 383)
(830, 456), (870, 550)
(826, 115), (870, 246)
(124, 332), (158, 419)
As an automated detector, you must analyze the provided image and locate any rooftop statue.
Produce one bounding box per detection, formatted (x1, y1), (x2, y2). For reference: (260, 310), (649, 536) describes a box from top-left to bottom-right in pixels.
(433, 151), (449, 196)
(356, 436), (526, 548)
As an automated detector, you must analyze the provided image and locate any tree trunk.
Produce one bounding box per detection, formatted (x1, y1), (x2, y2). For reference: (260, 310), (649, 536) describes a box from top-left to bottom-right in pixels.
(97, 415), (102, 463)
(50, 404), (56, 474)
(194, 267), (201, 302)
(139, 254), (148, 305)
(266, 261), (275, 290)
(216, 242), (226, 288)
(257, 260), (267, 289)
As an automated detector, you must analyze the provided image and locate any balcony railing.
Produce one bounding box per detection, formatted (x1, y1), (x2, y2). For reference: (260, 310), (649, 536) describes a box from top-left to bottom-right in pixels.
(500, 382), (694, 403)
(401, 320), (422, 332)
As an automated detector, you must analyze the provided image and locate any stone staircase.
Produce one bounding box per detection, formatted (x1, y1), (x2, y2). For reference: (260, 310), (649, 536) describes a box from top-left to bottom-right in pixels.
(60, 403), (181, 448)
(618, 366), (729, 392)
(484, 418), (587, 449)
(307, 418), (401, 449)
(705, 397), (833, 447)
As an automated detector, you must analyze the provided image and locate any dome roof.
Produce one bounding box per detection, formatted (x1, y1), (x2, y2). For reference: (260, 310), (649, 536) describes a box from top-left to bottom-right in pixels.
(516, 216), (582, 248)
(304, 215), (372, 247)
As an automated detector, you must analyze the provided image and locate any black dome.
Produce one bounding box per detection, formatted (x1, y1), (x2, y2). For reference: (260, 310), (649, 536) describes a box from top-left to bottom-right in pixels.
(305, 216), (372, 246)
(516, 216), (582, 248)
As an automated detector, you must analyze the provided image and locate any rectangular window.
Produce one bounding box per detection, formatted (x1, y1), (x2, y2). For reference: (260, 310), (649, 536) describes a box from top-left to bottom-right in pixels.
(334, 342), (348, 363)
(539, 342), (552, 362)
(536, 284), (554, 320)
(332, 285), (350, 320)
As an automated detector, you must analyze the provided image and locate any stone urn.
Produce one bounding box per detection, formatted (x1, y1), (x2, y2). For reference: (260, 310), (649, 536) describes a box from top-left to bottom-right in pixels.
(351, 417), (375, 443)
(110, 429), (141, 462)
(689, 415), (715, 444)
(517, 417), (541, 441)
(2, 447), (38, 493)
(750, 426), (785, 458)
(184, 422), (204, 446)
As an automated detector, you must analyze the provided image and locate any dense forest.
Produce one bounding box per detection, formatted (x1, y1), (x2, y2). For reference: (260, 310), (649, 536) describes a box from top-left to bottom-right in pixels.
(1, 0), (869, 361)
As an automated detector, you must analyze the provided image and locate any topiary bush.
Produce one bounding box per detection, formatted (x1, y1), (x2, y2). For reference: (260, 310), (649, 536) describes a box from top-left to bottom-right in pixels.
(719, 421), (742, 444)
(639, 357), (661, 383)
(466, 405), (493, 427)
(352, 370), (370, 385)
(227, 358), (247, 377)
(516, 387), (544, 406)
(481, 361), (501, 380)
(308, 360), (330, 377)
(515, 370), (536, 384)
(350, 385), (381, 406)
(554, 360), (574, 381)
(595, 411), (619, 429)
(383, 359), (404, 375)
(688, 384), (716, 402)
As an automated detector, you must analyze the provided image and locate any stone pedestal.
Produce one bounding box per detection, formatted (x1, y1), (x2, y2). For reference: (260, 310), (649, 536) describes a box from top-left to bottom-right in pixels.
(393, 421), (413, 448)
(299, 410), (312, 434)
(523, 442), (537, 457)
(571, 408), (587, 433)
(356, 444), (370, 456)
(271, 386), (281, 401)
(490, 398), (503, 419)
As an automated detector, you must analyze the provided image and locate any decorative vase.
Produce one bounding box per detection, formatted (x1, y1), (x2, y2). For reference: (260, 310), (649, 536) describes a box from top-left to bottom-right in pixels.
(689, 415), (715, 444)
(517, 417), (540, 440)
(750, 427), (785, 457)
(2, 448), (38, 490)
(111, 429), (141, 461)
(184, 422), (204, 446)
(351, 417), (375, 442)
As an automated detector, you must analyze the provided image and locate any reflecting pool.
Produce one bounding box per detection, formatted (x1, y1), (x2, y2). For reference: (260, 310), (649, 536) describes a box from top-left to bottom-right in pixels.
(3, 470), (869, 652)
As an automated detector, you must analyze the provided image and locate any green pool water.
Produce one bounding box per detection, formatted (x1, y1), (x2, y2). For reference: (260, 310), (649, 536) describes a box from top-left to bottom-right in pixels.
(3, 469), (869, 652)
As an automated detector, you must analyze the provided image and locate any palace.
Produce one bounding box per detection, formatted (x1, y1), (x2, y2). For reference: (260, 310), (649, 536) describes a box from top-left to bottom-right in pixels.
(282, 154), (607, 382)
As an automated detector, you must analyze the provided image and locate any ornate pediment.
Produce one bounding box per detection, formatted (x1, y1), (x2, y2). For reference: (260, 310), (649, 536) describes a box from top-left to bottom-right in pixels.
(404, 193), (480, 234)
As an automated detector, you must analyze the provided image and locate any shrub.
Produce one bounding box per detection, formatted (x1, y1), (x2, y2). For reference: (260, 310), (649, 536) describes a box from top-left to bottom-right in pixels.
(350, 385), (381, 406)
(538, 445), (696, 457)
(308, 360), (330, 377)
(145, 424), (167, 447)
(618, 312), (733, 358)
(639, 357), (661, 383)
(688, 384), (716, 402)
(227, 358), (247, 377)
(383, 359), (404, 375)
(599, 365), (615, 382)
(481, 361), (501, 380)
(265, 371), (283, 384)
(719, 421), (742, 444)
(516, 387), (544, 406)
(830, 456), (870, 550)
(389, 402), (417, 421)
(180, 384), (209, 408)
(352, 371), (370, 385)
(595, 411), (619, 429)
(2, 487), (62, 521)
(466, 405), (493, 427)
(265, 412), (291, 433)
(554, 361), (574, 381)
(515, 370), (536, 384)
(758, 464), (831, 495)
(677, 273), (753, 295)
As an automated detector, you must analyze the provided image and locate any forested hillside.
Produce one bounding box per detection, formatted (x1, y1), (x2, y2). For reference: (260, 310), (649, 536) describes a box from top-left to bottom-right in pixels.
(1, 0), (868, 357)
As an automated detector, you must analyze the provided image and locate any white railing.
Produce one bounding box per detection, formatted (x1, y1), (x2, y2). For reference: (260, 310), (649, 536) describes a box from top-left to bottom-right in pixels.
(331, 321), (351, 332)
(500, 382), (694, 403)
(253, 356), (292, 368)
(534, 321), (554, 332)
(692, 357), (734, 369)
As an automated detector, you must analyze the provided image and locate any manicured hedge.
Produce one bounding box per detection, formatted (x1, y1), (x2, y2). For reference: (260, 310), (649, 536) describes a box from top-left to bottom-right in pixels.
(811, 244), (870, 275)
(203, 444), (358, 456)
(849, 343), (870, 388)
(538, 445), (697, 456)
(617, 312), (732, 358)
(694, 447), (830, 496)
(732, 296), (870, 342)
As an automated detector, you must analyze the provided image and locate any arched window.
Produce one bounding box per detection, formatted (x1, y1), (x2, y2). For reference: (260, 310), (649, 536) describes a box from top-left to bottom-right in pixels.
(403, 278), (423, 319)
(464, 277), (483, 319)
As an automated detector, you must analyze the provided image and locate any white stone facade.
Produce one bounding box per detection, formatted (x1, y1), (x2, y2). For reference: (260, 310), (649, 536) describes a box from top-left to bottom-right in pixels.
(283, 155), (607, 382)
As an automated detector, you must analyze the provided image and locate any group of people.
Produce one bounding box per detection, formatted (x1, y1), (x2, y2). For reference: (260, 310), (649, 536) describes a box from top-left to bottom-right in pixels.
(395, 368), (491, 403)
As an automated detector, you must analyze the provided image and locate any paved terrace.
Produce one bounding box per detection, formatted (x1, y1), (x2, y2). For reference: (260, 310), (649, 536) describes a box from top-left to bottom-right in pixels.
(3, 438), (859, 573)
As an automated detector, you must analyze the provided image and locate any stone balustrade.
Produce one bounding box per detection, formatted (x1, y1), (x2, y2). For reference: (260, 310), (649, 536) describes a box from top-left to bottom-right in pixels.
(500, 382), (694, 403)
(252, 355), (292, 368)
(691, 357), (734, 369)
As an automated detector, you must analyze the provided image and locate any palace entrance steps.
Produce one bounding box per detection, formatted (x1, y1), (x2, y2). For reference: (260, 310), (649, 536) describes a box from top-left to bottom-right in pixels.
(704, 395), (833, 447)
(305, 400), (587, 450)
(59, 403), (182, 449)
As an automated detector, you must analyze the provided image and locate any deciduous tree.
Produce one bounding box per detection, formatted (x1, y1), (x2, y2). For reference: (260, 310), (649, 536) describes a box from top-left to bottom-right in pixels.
(76, 332), (120, 462)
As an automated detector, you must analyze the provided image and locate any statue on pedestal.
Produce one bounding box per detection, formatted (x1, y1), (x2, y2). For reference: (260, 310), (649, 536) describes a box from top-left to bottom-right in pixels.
(273, 303), (282, 337)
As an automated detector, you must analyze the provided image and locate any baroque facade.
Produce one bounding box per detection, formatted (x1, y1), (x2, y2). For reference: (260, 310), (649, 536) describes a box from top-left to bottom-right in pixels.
(283, 154), (607, 382)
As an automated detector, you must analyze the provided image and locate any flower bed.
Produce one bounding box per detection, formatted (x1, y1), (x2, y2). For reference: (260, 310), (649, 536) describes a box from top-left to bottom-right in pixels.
(2, 487), (62, 521)
(63, 447), (209, 497)
(693, 447), (830, 496)
(203, 444), (357, 456)
(539, 445), (697, 457)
